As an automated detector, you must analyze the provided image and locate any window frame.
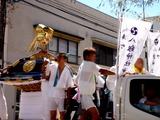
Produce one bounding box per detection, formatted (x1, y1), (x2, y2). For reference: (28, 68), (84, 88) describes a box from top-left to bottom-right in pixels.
(130, 79), (160, 118)
(48, 36), (79, 64)
(93, 42), (117, 66)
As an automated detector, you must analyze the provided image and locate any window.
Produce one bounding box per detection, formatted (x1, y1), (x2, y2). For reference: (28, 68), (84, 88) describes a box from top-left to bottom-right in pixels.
(48, 37), (78, 64)
(93, 43), (116, 66)
(130, 79), (160, 118)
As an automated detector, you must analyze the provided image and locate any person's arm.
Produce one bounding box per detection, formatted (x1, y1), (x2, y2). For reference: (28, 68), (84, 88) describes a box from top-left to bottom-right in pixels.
(72, 76), (78, 87)
(41, 71), (50, 80)
(41, 59), (51, 80)
(140, 97), (160, 106)
(66, 87), (71, 106)
(0, 65), (12, 73)
(99, 68), (115, 75)
(144, 101), (160, 106)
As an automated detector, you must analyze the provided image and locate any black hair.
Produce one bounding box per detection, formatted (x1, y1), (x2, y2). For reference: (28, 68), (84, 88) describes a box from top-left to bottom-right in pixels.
(83, 47), (96, 60)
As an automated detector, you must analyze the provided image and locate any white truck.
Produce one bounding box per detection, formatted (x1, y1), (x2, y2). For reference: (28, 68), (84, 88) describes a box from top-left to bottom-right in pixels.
(114, 75), (160, 120)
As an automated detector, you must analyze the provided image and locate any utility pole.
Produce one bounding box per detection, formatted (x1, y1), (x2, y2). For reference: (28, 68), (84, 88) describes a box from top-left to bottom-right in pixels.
(142, 0), (145, 20)
(0, 0), (7, 68)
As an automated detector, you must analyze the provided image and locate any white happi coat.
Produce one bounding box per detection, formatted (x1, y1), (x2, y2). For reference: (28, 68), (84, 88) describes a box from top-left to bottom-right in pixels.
(47, 63), (74, 98)
(106, 66), (116, 101)
(96, 75), (105, 88)
(41, 80), (50, 120)
(0, 85), (8, 120)
(75, 61), (101, 97)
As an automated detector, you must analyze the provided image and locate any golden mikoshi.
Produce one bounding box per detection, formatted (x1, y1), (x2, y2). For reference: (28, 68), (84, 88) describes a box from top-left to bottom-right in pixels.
(28, 24), (54, 52)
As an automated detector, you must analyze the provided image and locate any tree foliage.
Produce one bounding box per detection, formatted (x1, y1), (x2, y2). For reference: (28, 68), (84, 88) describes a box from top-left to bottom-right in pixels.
(99, 0), (160, 19)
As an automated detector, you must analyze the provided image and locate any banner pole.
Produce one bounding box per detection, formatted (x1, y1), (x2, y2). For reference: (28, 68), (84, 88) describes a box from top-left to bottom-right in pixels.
(116, 14), (123, 81)
(114, 13), (123, 120)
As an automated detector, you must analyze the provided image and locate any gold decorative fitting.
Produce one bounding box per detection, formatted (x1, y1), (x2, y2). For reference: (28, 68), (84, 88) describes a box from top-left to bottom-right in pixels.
(28, 24), (54, 52)
(23, 60), (36, 73)
(12, 60), (20, 67)
(15, 79), (22, 82)
(28, 78), (33, 81)
(30, 56), (35, 60)
(14, 82), (41, 92)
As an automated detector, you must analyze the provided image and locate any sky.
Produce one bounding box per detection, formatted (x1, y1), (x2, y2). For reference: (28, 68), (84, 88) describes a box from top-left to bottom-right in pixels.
(76, 0), (160, 19)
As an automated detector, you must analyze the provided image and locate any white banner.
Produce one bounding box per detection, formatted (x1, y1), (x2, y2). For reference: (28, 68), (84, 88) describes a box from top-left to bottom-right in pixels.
(118, 17), (152, 75)
(148, 32), (160, 75)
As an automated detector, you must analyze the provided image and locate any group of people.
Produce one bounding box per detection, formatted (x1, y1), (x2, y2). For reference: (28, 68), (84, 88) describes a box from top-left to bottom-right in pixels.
(41, 46), (160, 120)
(105, 57), (150, 119)
(127, 58), (160, 106)
(106, 57), (148, 102)
(41, 47), (114, 120)
(0, 46), (160, 120)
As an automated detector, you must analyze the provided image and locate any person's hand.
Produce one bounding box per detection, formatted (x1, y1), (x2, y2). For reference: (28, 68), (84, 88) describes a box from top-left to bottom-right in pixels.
(41, 58), (49, 73)
(122, 72), (131, 77)
(41, 63), (46, 73)
(44, 57), (50, 64)
(0, 65), (12, 73)
(41, 59), (50, 80)
(74, 83), (78, 87)
(133, 72), (139, 74)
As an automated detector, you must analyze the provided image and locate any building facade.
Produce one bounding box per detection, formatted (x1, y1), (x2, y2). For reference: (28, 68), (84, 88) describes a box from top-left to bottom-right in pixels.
(3, 0), (118, 119)
(150, 16), (160, 30)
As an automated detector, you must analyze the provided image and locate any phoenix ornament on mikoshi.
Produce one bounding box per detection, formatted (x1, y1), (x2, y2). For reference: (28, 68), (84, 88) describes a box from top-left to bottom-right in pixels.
(28, 24), (54, 52)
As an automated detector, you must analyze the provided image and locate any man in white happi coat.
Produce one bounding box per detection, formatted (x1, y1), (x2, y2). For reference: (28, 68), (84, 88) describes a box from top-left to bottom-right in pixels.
(74, 47), (115, 120)
(41, 60), (57, 120)
(43, 52), (74, 120)
(0, 70), (8, 120)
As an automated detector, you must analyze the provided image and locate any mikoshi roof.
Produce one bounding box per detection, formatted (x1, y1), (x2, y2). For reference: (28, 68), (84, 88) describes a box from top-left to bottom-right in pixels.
(0, 50), (56, 92)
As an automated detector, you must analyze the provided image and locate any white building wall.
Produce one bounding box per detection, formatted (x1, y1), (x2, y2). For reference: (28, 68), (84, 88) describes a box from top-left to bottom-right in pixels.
(152, 19), (160, 30)
(147, 16), (160, 31)
(6, 0), (118, 64)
